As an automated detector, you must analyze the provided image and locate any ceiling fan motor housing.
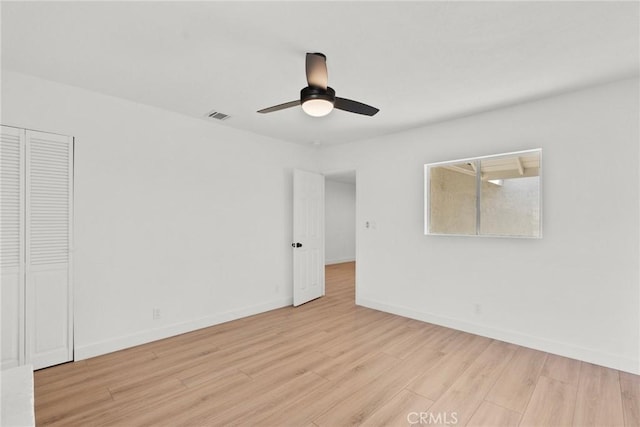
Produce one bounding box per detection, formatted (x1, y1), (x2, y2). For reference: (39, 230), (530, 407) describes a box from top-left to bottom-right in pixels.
(301, 86), (336, 104)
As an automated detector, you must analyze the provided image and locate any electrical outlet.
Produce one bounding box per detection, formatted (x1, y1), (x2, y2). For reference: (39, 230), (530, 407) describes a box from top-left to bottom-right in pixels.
(474, 303), (482, 316)
(153, 308), (161, 320)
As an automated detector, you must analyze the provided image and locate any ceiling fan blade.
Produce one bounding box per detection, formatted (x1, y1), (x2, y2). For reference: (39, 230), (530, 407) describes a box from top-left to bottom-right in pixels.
(257, 100), (300, 114)
(306, 52), (328, 89)
(334, 97), (379, 116)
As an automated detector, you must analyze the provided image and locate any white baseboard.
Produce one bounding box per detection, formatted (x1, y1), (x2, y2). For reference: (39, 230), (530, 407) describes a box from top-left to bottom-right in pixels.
(325, 257), (355, 265)
(357, 296), (639, 375)
(74, 297), (292, 361)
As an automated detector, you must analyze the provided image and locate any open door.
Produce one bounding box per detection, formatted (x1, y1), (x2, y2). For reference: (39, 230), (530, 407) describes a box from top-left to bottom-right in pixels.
(292, 169), (325, 306)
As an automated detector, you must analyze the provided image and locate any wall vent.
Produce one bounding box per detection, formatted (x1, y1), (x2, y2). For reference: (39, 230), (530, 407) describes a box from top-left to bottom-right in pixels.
(206, 110), (230, 121)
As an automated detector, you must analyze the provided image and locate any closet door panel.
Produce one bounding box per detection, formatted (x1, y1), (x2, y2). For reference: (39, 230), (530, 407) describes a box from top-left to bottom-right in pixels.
(29, 265), (70, 368)
(1, 275), (23, 369)
(25, 130), (73, 370)
(1, 126), (25, 369)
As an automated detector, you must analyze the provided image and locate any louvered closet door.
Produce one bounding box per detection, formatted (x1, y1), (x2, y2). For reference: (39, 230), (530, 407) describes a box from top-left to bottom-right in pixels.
(1, 126), (25, 369)
(25, 130), (73, 369)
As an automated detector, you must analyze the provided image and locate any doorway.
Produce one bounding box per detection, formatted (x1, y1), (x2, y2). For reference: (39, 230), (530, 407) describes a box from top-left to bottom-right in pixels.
(323, 170), (357, 300)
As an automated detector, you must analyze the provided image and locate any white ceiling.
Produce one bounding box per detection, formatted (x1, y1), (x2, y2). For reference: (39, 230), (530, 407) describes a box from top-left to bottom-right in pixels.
(2, 1), (638, 146)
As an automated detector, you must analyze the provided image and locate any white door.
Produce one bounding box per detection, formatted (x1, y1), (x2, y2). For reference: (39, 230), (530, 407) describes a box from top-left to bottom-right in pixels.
(1, 126), (26, 369)
(292, 169), (325, 306)
(25, 130), (73, 369)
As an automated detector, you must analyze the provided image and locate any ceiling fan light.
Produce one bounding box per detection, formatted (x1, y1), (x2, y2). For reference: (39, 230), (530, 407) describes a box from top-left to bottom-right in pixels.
(302, 99), (334, 117)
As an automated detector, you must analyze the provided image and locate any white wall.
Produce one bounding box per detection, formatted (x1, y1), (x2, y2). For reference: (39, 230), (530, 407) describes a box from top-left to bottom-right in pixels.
(1, 71), (318, 360)
(319, 78), (640, 374)
(325, 179), (356, 264)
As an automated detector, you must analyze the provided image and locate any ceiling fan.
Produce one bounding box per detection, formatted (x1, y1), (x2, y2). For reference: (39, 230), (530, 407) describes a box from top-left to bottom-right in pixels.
(257, 52), (379, 117)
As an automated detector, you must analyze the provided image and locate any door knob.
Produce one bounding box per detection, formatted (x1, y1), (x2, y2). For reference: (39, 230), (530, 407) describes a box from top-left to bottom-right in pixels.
(291, 242), (302, 248)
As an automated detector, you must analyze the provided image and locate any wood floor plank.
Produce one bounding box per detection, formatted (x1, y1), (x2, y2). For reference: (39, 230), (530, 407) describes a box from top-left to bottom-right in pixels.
(360, 389), (434, 427)
(485, 346), (547, 413)
(407, 325), (460, 356)
(255, 352), (401, 426)
(109, 376), (186, 401)
(34, 368), (90, 398)
(573, 362), (624, 426)
(382, 325), (437, 360)
(249, 350), (333, 381)
(407, 333), (492, 401)
(35, 387), (113, 425)
(422, 340), (517, 426)
(279, 310), (361, 339)
(519, 375), (577, 427)
(313, 349), (444, 426)
(312, 347), (382, 381)
(620, 371), (640, 427)
(179, 363), (245, 387)
(204, 371), (328, 425)
(466, 401), (521, 427)
(378, 326), (428, 355)
(85, 348), (157, 370)
(103, 370), (253, 426)
(236, 330), (330, 376)
(97, 345), (221, 390)
(317, 315), (413, 358)
(33, 359), (88, 389)
(173, 351), (363, 426)
(540, 353), (581, 385)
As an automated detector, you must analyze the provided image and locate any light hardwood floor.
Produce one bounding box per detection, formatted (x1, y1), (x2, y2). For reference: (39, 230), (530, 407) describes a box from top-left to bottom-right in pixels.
(35, 262), (639, 426)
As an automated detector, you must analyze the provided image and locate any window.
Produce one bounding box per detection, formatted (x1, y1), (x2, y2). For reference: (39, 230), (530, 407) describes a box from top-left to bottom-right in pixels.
(425, 149), (542, 238)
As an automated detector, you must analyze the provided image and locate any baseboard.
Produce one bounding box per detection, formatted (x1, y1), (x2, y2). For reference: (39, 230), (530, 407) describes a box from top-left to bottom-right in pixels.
(74, 297), (293, 361)
(325, 257), (355, 265)
(357, 296), (639, 375)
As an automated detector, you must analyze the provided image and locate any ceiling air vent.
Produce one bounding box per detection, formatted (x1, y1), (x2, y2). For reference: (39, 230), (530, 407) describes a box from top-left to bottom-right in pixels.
(206, 110), (230, 121)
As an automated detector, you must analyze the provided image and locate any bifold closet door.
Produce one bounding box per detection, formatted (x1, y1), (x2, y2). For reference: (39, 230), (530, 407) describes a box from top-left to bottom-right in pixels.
(1, 126), (26, 369)
(25, 130), (73, 370)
